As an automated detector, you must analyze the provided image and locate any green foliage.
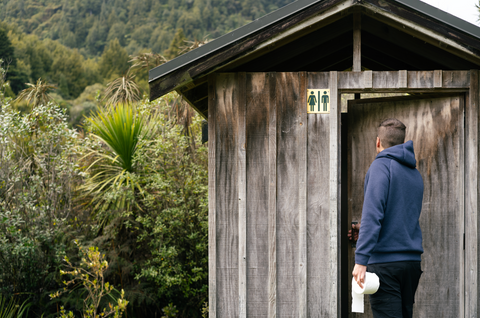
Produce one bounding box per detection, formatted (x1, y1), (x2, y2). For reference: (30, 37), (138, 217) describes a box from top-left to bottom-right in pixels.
(0, 0), (295, 57)
(161, 303), (178, 318)
(79, 103), (157, 218)
(0, 294), (31, 318)
(50, 242), (128, 318)
(164, 29), (187, 61)
(0, 28), (27, 94)
(132, 97), (208, 315)
(102, 71), (141, 106)
(99, 39), (130, 81)
(0, 101), (80, 315)
(4, 24), (101, 99)
(75, 95), (208, 317)
(14, 78), (56, 107)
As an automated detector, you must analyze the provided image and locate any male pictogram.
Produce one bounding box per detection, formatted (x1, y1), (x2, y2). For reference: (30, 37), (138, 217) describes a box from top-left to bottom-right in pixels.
(307, 91), (317, 111)
(321, 91), (329, 112)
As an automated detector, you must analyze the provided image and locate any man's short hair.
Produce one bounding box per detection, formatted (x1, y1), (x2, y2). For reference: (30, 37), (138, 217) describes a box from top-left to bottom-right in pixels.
(378, 118), (406, 148)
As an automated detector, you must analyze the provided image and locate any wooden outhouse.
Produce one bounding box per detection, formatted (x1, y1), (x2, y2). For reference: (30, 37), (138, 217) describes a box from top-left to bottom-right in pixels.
(149, 0), (480, 316)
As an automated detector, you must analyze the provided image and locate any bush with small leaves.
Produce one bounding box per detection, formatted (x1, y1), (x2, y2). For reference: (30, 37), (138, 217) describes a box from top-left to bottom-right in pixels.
(50, 241), (128, 318)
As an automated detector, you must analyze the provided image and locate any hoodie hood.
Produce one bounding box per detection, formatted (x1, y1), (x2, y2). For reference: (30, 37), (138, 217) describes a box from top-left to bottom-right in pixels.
(376, 140), (417, 168)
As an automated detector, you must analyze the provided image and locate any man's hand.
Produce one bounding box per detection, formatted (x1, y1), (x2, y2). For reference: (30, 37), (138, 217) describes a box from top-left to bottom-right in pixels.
(348, 223), (360, 242)
(352, 264), (367, 289)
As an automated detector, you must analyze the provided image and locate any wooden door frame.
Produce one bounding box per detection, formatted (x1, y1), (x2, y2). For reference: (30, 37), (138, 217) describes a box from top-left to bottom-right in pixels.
(329, 69), (476, 318)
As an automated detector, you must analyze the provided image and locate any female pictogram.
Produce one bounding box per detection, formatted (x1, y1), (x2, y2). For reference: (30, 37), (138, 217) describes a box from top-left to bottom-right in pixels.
(307, 91), (317, 111)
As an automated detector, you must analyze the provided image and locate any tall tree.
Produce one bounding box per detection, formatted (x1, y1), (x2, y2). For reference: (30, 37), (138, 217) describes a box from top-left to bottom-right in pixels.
(164, 28), (187, 60)
(99, 38), (130, 81)
(0, 27), (27, 94)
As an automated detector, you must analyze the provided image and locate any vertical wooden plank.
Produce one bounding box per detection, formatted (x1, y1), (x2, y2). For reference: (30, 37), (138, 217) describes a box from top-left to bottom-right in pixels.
(329, 71), (339, 317)
(238, 73), (247, 318)
(208, 74), (217, 318)
(364, 70), (372, 89)
(465, 70), (478, 318)
(458, 95), (465, 318)
(215, 73), (239, 318)
(398, 70), (407, 88)
(434, 70), (443, 88)
(268, 72), (277, 318)
(245, 72), (270, 318)
(298, 72), (308, 318)
(306, 72), (332, 316)
(353, 13), (361, 72)
(276, 73), (301, 317)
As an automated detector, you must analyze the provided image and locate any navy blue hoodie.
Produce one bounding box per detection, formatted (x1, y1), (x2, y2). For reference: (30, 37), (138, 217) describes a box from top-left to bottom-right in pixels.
(355, 140), (424, 265)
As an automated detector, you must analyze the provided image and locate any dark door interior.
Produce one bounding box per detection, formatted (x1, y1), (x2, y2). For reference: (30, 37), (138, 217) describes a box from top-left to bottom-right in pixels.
(343, 94), (465, 318)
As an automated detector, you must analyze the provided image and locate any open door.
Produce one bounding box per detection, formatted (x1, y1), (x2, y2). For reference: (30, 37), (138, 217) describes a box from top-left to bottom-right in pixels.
(346, 94), (465, 317)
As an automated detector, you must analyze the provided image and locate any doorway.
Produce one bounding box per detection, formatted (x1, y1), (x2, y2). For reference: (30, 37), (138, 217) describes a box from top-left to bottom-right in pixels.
(342, 94), (465, 317)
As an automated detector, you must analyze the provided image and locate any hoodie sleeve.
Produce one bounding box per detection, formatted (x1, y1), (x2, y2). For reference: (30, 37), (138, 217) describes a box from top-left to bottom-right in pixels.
(355, 160), (390, 265)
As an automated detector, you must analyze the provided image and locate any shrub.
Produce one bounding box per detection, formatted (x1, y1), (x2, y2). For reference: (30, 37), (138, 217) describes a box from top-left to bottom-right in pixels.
(0, 101), (80, 315)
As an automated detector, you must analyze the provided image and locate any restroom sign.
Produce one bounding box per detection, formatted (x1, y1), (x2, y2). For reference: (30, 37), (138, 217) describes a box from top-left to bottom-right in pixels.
(307, 89), (330, 114)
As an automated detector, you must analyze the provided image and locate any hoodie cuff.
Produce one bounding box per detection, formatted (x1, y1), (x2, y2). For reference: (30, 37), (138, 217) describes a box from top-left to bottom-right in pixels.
(355, 253), (369, 266)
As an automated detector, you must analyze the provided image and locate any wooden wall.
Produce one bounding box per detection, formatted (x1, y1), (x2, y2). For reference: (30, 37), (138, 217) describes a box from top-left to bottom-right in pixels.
(209, 72), (339, 317)
(208, 70), (478, 318)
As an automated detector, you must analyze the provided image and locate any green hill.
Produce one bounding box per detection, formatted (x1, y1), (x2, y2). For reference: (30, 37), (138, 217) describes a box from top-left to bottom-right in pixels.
(0, 0), (294, 58)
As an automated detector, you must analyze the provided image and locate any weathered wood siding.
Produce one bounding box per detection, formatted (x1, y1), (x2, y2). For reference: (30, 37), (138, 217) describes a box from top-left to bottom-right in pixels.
(347, 95), (465, 318)
(210, 72), (335, 317)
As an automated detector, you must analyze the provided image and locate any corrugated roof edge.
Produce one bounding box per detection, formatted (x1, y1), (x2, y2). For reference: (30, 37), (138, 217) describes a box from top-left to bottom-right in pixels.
(148, 0), (323, 82)
(149, 0), (480, 83)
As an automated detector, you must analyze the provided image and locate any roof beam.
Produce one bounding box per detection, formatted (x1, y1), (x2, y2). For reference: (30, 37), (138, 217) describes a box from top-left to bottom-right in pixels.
(361, 31), (443, 70)
(362, 15), (478, 70)
(362, 1), (480, 66)
(236, 17), (353, 72)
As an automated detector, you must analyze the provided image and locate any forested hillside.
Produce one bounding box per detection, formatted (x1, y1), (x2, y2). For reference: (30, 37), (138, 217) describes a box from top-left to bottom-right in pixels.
(0, 0), (294, 118)
(0, 0), (294, 57)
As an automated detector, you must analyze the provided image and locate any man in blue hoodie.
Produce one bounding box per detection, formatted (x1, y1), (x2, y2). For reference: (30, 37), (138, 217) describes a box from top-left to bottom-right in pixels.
(351, 118), (424, 318)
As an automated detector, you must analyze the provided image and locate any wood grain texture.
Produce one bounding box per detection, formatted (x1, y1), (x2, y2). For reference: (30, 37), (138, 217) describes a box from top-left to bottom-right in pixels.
(245, 72), (270, 317)
(276, 73), (301, 317)
(215, 73), (239, 317)
(298, 72), (307, 318)
(353, 13), (361, 72)
(364, 71), (372, 89)
(208, 74), (217, 318)
(337, 71), (470, 92)
(306, 72), (332, 316)
(433, 70), (442, 88)
(465, 70), (478, 318)
(267, 73), (277, 318)
(329, 71), (339, 317)
(398, 70), (407, 88)
(237, 73), (247, 318)
(348, 94), (464, 318)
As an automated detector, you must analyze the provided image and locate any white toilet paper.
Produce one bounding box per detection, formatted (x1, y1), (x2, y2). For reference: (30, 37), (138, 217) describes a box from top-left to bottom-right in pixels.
(352, 272), (380, 313)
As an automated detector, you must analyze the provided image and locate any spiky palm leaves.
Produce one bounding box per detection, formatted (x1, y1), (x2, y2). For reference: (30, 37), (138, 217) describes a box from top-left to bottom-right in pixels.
(0, 295), (31, 318)
(80, 104), (157, 217)
(102, 70), (141, 107)
(129, 52), (167, 71)
(14, 78), (56, 107)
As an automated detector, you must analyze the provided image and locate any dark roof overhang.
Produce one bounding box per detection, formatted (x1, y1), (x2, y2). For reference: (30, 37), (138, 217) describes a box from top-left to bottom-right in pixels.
(149, 0), (480, 118)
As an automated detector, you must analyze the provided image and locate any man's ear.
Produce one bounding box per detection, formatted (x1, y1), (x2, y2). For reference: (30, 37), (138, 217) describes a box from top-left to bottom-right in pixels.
(376, 137), (381, 148)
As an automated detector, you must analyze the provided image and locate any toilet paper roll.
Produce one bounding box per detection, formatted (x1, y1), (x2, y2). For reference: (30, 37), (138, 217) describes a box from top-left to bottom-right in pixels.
(352, 272), (380, 313)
